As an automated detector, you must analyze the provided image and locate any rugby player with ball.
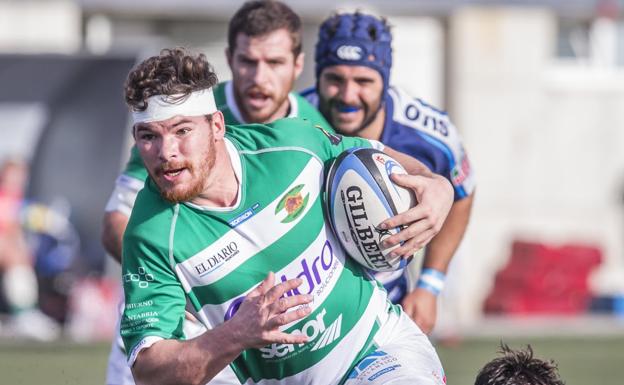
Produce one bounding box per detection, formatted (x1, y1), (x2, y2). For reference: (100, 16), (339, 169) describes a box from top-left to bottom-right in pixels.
(102, 2), (331, 384)
(120, 48), (452, 385)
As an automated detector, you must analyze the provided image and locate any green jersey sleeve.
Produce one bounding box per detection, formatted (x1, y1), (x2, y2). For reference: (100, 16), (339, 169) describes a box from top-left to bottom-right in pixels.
(120, 185), (187, 365)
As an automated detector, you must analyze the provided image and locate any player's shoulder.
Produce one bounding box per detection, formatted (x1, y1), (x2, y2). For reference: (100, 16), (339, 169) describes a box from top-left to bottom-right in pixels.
(227, 116), (318, 145)
(387, 85), (461, 143)
(270, 115), (316, 130)
(292, 91), (316, 114)
(125, 181), (176, 242)
(213, 81), (241, 124)
(291, 90), (334, 130)
(226, 118), (333, 154)
(271, 117), (339, 145)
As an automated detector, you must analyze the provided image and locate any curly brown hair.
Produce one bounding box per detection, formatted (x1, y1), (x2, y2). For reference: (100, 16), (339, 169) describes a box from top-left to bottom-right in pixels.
(227, 1), (302, 57)
(475, 343), (565, 385)
(124, 47), (219, 112)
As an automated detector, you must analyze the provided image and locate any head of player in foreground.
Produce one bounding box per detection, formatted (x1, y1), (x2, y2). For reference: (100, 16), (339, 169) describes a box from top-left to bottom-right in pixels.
(475, 343), (566, 385)
(315, 11), (391, 138)
(126, 48), (236, 206)
(226, 0), (304, 123)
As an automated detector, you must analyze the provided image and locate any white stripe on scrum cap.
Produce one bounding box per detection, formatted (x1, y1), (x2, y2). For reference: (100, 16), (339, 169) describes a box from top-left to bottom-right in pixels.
(132, 88), (217, 124)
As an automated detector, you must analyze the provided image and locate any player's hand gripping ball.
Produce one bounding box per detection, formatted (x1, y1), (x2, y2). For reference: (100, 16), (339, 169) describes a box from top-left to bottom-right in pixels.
(325, 148), (423, 272)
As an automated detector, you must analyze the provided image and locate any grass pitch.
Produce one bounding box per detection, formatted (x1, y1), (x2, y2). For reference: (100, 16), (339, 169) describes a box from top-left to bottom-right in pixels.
(0, 340), (111, 385)
(0, 336), (621, 384)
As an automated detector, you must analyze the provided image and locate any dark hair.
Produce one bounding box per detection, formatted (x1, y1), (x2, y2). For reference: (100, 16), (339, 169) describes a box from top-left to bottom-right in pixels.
(125, 47), (219, 111)
(475, 343), (565, 385)
(227, 0), (302, 57)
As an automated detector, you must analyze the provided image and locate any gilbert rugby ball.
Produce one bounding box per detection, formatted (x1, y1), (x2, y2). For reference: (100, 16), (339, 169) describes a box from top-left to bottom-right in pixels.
(325, 147), (420, 272)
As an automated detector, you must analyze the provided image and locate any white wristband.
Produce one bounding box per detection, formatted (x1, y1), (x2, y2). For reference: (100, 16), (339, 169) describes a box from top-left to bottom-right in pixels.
(416, 268), (446, 296)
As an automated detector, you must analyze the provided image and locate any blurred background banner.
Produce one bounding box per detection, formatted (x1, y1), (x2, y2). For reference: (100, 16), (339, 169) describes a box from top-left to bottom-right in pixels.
(0, 54), (135, 272)
(0, 0), (623, 383)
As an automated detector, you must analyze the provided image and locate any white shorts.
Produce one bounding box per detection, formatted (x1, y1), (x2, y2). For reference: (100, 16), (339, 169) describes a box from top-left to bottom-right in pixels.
(105, 334), (135, 385)
(344, 311), (446, 385)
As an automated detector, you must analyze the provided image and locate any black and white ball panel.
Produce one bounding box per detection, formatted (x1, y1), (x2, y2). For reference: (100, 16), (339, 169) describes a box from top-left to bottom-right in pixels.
(325, 148), (416, 272)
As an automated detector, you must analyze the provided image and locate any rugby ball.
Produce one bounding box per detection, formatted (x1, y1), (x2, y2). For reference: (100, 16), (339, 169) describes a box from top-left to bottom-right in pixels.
(325, 147), (420, 272)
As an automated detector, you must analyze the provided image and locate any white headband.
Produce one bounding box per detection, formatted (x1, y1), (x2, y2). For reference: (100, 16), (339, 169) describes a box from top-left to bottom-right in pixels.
(132, 88), (217, 124)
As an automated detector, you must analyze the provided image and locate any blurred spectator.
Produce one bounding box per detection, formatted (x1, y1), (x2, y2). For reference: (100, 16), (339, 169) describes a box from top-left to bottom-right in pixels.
(475, 343), (565, 385)
(22, 199), (80, 324)
(0, 158), (61, 341)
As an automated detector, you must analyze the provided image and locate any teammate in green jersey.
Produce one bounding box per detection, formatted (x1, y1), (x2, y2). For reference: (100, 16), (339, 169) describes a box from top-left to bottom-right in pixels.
(121, 48), (452, 385)
(103, 3), (331, 384)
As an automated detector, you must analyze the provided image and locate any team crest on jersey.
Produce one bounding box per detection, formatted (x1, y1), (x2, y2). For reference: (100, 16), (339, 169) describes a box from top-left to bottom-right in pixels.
(316, 125), (342, 145)
(275, 184), (309, 223)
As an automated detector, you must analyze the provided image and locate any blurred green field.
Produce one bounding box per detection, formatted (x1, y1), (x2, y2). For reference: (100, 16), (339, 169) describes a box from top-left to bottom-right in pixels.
(0, 336), (622, 384)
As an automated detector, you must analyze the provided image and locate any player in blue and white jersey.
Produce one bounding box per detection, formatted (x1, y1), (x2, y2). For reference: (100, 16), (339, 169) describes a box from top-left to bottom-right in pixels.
(302, 12), (476, 334)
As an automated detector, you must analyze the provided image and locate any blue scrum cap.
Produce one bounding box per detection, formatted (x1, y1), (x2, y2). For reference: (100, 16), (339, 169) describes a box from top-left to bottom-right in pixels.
(315, 12), (392, 93)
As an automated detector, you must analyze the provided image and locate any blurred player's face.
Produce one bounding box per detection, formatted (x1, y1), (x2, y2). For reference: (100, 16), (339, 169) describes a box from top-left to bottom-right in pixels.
(227, 28), (304, 123)
(135, 113), (224, 203)
(318, 65), (384, 136)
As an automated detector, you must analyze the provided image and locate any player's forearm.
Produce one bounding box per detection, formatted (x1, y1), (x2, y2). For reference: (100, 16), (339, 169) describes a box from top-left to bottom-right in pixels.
(101, 211), (129, 264)
(421, 192), (474, 272)
(382, 146), (433, 177)
(132, 321), (245, 385)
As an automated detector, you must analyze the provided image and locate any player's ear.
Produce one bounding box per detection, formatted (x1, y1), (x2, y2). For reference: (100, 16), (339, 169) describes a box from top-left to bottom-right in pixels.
(211, 111), (226, 140)
(294, 52), (304, 79)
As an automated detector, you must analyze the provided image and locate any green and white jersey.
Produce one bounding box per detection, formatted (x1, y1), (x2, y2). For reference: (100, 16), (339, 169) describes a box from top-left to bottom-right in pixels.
(121, 118), (395, 385)
(118, 81), (333, 187)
